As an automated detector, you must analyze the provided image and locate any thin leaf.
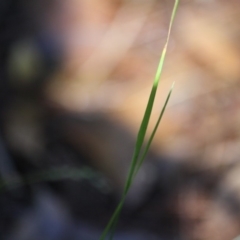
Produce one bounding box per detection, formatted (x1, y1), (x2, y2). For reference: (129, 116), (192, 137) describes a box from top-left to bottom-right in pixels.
(99, 1), (179, 239)
(135, 82), (175, 175)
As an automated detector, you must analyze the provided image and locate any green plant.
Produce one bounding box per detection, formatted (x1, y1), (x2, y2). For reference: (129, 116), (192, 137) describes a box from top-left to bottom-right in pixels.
(99, 1), (179, 239)
(0, 166), (110, 192)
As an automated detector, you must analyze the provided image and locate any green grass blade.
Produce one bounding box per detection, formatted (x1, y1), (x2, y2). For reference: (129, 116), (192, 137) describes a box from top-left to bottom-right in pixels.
(0, 166), (109, 192)
(99, 197), (126, 240)
(134, 82), (175, 175)
(101, 84), (175, 240)
(99, 1), (179, 239)
(124, 0), (179, 196)
(104, 83), (175, 240)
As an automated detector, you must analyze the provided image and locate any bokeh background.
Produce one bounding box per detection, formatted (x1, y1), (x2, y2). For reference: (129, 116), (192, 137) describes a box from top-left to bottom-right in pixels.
(1, 0), (240, 239)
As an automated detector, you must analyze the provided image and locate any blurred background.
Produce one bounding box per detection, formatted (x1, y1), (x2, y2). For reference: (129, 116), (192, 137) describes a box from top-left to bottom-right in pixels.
(1, 0), (240, 239)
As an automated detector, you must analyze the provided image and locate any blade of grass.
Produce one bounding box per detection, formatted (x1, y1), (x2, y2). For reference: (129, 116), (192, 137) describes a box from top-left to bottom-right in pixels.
(123, 0), (179, 195)
(134, 82), (175, 175)
(124, 0), (179, 198)
(104, 84), (175, 240)
(101, 83), (175, 240)
(99, 1), (179, 239)
(0, 166), (109, 192)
